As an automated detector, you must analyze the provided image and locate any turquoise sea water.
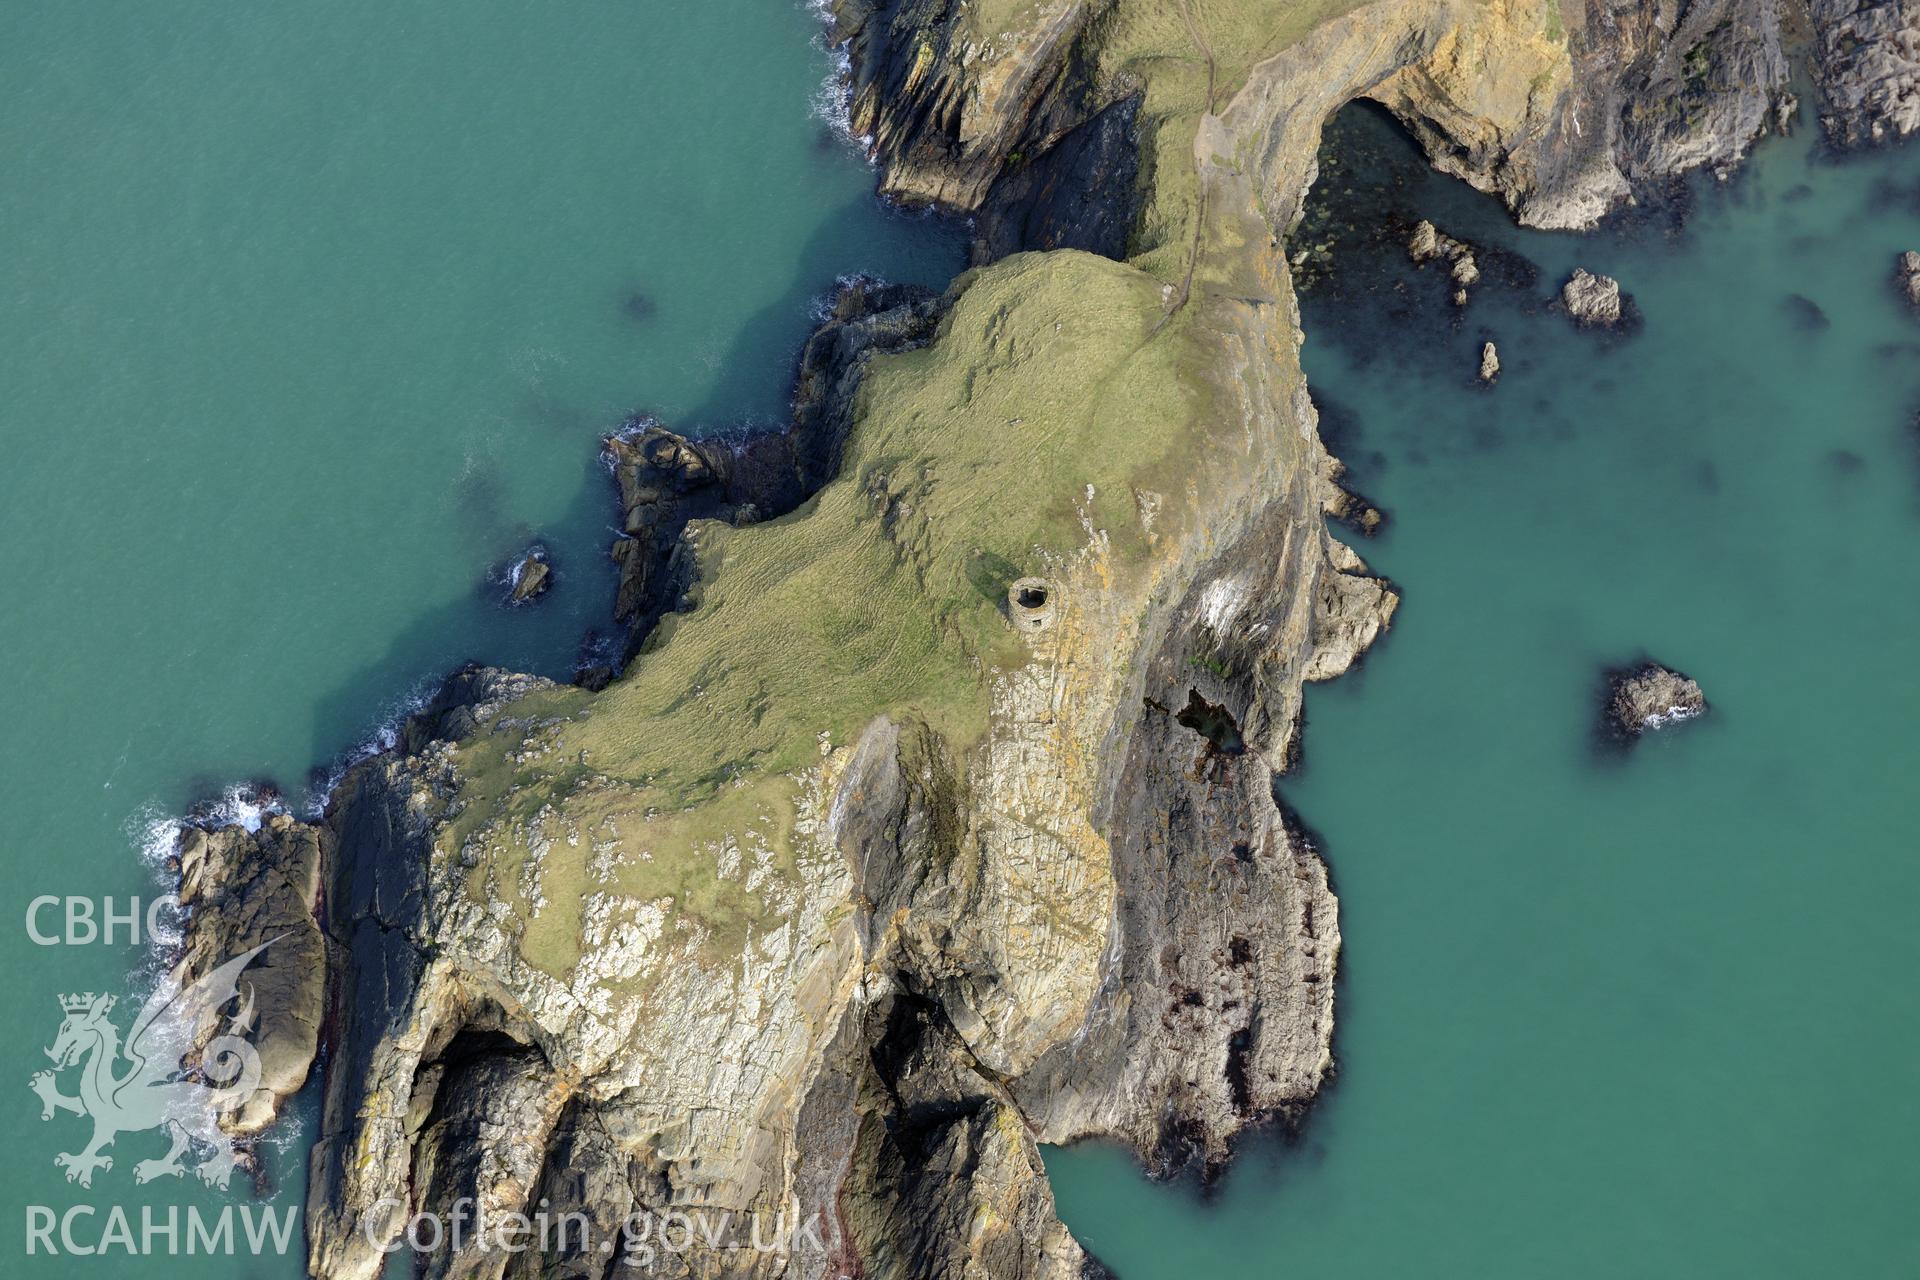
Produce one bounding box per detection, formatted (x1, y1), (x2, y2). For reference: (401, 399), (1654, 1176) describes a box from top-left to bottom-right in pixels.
(0, 1), (956, 1271)
(1046, 106), (1920, 1276)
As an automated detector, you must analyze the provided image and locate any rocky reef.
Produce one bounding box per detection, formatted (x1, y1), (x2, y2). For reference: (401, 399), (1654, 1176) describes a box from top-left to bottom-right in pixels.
(165, 0), (1845, 1276)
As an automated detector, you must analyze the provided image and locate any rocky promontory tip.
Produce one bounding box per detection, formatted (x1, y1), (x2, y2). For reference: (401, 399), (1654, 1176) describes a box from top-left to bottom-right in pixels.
(1604, 662), (1709, 742)
(173, 812), (327, 1135)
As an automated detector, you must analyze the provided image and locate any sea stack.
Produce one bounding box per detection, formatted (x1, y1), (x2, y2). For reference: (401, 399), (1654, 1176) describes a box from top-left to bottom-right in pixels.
(1604, 662), (1708, 742)
(507, 547), (551, 603)
(1479, 342), (1500, 383)
(1562, 269), (1625, 327)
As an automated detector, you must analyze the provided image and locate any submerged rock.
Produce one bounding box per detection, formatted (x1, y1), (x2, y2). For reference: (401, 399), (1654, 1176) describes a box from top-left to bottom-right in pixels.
(1604, 662), (1709, 741)
(506, 546), (550, 603)
(1479, 342), (1500, 383)
(1896, 251), (1920, 310)
(1784, 294), (1831, 331)
(1562, 269), (1626, 327)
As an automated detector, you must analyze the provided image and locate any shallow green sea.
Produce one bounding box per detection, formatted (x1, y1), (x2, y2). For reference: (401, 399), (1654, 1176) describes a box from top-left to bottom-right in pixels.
(0, 1), (955, 1271)
(1046, 106), (1920, 1277)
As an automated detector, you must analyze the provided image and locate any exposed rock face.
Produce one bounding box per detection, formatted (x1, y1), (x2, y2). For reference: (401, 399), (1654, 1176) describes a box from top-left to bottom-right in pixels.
(506, 547), (550, 604)
(173, 813), (327, 1135)
(1896, 251), (1920, 309)
(1812, 0), (1920, 147)
(1562, 267), (1626, 326)
(1605, 662), (1709, 739)
(1480, 341), (1501, 381)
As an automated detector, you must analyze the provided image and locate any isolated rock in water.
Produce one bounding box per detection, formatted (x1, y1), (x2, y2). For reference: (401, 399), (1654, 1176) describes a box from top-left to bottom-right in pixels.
(1896, 252), (1920, 309)
(507, 547), (550, 603)
(1479, 342), (1500, 383)
(1605, 662), (1708, 741)
(173, 813), (328, 1135)
(1784, 294), (1831, 331)
(1562, 269), (1625, 327)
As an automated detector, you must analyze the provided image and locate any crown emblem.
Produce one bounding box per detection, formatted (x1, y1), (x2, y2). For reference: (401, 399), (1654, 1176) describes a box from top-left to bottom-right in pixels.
(58, 993), (111, 1015)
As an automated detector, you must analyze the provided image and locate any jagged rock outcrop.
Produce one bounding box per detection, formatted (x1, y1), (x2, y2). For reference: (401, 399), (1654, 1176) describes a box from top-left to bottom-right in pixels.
(173, 813), (327, 1134)
(1480, 341), (1502, 381)
(1812, 0), (1920, 147)
(1562, 267), (1627, 325)
(1409, 219), (1481, 303)
(1604, 661), (1709, 740)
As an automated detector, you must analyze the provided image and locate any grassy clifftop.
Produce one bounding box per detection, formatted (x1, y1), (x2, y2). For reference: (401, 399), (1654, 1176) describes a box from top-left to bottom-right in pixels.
(441, 247), (1253, 981)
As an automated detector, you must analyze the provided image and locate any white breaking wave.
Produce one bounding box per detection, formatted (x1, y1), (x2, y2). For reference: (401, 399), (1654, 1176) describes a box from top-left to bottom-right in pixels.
(802, 0), (874, 152)
(301, 680), (436, 817)
(1641, 704), (1703, 731)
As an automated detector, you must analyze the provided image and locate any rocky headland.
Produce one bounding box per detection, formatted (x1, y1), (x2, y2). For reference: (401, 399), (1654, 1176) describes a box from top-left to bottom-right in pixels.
(167, 0), (1913, 1276)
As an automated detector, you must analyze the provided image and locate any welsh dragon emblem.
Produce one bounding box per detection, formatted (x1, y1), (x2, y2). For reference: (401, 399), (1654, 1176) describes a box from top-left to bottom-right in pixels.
(28, 941), (271, 1189)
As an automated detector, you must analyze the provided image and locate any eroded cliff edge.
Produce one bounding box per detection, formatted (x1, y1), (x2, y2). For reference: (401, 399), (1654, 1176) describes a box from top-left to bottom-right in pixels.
(172, 0), (1909, 1276)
